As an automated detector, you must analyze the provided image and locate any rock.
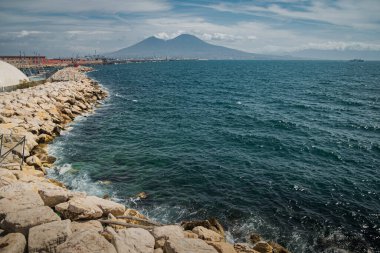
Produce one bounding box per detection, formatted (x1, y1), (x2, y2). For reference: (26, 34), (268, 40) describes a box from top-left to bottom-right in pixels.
(207, 242), (237, 253)
(55, 197), (103, 220)
(234, 243), (259, 253)
(192, 226), (225, 242)
(0, 182), (38, 198)
(107, 213), (126, 231)
(22, 165), (44, 177)
(0, 190), (44, 219)
(0, 175), (17, 188)
(0, 233), (26, 253)
(1, 206), (61, 235)
(252, 242), (273, 253)
(121, 208), (148, 226)
(38, 187), (69, 207)
(183, 230), (198, 239)
(71, 220), (103, 233)
(164, 238), (218, 253)
(86, 196), (125, 216)
(182, 218), (225, 238)
(107, 227), (155, 253)
(152, 225), (185, 240)
(37, 133), (54, 143)
(56, 230), (117, 253)
(0, 169), (17, 180)
(48, 178), (66, 188)
(155, 238), (166, 248)
(249, 234), (261, 244)
(136, 191), (148, 199)
(28, 219), (72, 253)
(0, 109), (14, 117)
(154, 248), (164, 253)
(268, 241), (290, 253)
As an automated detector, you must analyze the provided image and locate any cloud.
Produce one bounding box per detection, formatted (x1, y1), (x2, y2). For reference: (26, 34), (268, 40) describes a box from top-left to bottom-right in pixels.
(1, 0), (171, 13)
(154, 31), (186, 40)
(206, 0), (380, 29)
(301, 41), (380, 51)
(65, 31), (112, 35)
(17, 30), (49, 38)
(200, 33), (243, 42)
(1, 0), (380, 58)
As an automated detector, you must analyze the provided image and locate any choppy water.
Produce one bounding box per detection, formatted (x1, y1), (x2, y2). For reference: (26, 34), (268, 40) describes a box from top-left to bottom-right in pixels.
(48, 61), (380, 252)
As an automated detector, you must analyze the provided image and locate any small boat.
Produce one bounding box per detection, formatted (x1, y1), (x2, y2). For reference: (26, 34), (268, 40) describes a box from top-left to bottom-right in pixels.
(349, 59), (364, 62)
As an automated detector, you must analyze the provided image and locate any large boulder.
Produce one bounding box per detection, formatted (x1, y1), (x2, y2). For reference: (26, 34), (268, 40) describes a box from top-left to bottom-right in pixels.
(0, 169), (17, 181)
(207, 242), (237, 253)
(0, 182), (38, 198)
(1, 206), (61, 235)
(38, 187), (70, 207)
(107, 227), (155, 253)
(252, 242), (273, 253)
(164, 238), (218, 253)
(0, 190), (44, 219)
(28, 219), (72, 253)
(182, 218), (225, 238)
(152, 225), (185, 240)
(21, 165), (45, 177)
(55, 197), (103, 220)
(0, 233), (26, 253)
(71, 220), (103, 233)
(56, 230), (117, 253)
(86, 196), (125, 216)
(192, 226), (225, 242)
(0, 174), (17, 188)
(234, 243), (260, 253)
(26, 155), (43, 168)
(268, 241), (290, 253)
(55, 196), (125, 220)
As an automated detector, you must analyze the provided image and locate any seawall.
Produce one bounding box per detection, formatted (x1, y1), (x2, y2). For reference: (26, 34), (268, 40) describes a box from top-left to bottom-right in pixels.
(0, 67), (290, 253)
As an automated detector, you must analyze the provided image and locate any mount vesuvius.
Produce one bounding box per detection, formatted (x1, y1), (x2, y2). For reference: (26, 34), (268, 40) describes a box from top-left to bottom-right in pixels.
(106, 34), (290, 60)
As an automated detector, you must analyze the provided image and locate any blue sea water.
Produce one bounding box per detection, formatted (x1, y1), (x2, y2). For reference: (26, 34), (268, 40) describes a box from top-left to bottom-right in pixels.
(49, 61), (380, 252)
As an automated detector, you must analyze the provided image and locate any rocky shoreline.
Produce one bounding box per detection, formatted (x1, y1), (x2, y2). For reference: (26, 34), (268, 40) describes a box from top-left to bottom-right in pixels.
(0, 67), (290, 253)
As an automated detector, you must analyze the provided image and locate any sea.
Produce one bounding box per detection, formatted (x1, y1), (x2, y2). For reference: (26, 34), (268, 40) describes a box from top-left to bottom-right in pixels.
(48, 61), (380, 252)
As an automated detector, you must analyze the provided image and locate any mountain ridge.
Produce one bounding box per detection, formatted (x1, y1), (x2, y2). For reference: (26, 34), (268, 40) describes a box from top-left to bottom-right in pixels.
(106, 34), (293, 60)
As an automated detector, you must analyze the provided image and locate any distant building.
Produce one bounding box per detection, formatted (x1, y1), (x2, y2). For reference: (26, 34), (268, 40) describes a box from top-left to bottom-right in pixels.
(0, 56), (47, 68)
(0, 55), (103, 68)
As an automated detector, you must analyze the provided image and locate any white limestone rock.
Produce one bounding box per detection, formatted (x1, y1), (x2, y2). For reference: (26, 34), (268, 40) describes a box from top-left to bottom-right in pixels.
(28, 219), (72, 253)
(0, 233), (26, 253)
(56, 230), (117, 253)
(164, 238), (218, 253)
(1, 206), (61, 235)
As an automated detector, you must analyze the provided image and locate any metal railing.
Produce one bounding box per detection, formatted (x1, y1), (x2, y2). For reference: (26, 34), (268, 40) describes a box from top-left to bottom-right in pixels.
(0, 133), (26, 167)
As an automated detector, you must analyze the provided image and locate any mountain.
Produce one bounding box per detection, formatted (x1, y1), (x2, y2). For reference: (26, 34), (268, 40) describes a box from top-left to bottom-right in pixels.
(106, 34), (290, 60)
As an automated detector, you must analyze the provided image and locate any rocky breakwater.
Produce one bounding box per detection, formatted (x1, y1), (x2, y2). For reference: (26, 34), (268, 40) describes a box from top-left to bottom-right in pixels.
(0, 67), (290, 253)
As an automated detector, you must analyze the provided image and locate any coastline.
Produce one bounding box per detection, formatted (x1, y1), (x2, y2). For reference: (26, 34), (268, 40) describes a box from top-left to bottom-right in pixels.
(0, 67), (290, 253)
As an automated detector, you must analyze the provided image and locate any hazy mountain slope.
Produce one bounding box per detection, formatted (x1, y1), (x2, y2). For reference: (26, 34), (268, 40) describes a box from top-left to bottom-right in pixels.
(106, 34), (289, 60)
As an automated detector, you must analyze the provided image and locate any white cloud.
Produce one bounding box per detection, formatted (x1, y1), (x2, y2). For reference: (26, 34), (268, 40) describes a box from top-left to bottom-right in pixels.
(200, 33), (243, 42)
(65, 31), (112, 35)
(1, 1), (380, 58)
(5, 30), (51, 38)
(154, 31), (186, 40)
(1, 0), (171, 13)
(301, 41), (380, 51)
(207, 0), (380, 29)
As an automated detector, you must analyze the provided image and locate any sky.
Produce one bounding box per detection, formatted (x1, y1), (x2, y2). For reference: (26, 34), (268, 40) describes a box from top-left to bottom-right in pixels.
(0, 0), (380, 59)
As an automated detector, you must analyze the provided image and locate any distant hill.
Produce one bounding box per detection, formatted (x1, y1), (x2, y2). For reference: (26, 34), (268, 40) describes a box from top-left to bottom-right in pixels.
(106, 34), (293, 60)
